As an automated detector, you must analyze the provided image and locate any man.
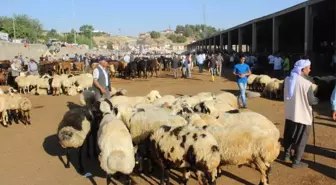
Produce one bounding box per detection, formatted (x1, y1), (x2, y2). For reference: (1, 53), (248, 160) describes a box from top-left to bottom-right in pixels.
(10, 56), (22, 88)
(124, 54), (130, 63)
(209, 54), (217, 82)
(283, 58), (319, 168)
(92, 58), (111, 101)
(84, 53), (91, 73)
(172, 54), (179, 79)
(27, 58), (39, 75)
(331, 85), (336, 120)
(233, 55), (251, 108)
(197, 52), (205, 73)
(273, 54), (283, 78)
(283, 54), (290, 77)
(216, 52), (224, 76)
(332, 52), (336, 75)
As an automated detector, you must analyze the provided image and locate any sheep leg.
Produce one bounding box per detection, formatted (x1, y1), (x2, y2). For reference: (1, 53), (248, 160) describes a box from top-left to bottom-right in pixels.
(7, 110), (12, 125)
(12, 110), (19, 124)
(27, 111), (31, 125)
(255, 159), (269, 185)
(147, 158), (153, 173)
(164, 168), (170, 185)
(65, 148), (70, 168)
(182, 168), (191, 185)
(1, 112), (7, 127)
(78, 146), (85, 174)
(106, 173), (112, 185)
(125, 174), (132, 185)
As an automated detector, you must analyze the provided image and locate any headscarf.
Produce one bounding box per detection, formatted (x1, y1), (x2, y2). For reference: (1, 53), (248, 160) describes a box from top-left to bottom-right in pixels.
(287, 59), (311, 99)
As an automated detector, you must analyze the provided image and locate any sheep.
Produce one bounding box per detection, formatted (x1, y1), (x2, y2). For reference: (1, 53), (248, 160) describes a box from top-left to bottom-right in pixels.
(67, 86), (80, 96)
(192, 92), (215, 103)
(149, 124), (221, 185)
(19, 97), (32, 125)
(110, 90), (161, 107)
(98, 109), (135, 185)
(57, 106), (94, 173)
(194, 99), (236, 117)
(262, 80), (284, 99)
(247, 74), (259, 90)
(184, 113), (220, 128)
(214, 92), (239, 109)
(51, 74), (63, 96)
(15, 76), (31, 94)
(153, 95), (176, 106)
(5, 88), (22, 124)
(0, 95), (8, 127)
(76, 73), (94, 91)
(201, 123), (280, 185)
(253, 75), (272, 91)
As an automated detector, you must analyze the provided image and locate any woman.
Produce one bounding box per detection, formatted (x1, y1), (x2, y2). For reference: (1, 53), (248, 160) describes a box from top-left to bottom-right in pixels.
(283, 58), (319, 168)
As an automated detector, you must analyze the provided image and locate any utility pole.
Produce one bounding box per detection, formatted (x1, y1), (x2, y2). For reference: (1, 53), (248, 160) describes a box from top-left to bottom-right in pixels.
(12, 18), (16, 40)
(202, 0), (207, 38)
(72, 0), (77, 43)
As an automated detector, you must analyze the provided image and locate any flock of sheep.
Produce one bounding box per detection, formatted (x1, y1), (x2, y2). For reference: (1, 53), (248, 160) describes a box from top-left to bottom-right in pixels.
(57, 89), (280, 185)
(14, 73), (94, 96)
(0, 87), (32, 127)
(247, 74), (335, 100)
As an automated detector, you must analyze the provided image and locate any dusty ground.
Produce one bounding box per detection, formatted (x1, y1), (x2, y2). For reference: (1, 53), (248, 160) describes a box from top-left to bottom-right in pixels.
(0, 69), (335, 185)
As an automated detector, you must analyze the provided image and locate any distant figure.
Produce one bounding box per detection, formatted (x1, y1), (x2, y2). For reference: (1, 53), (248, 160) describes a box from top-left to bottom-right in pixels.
(172, 54), (179, 79)
(28, 58), (39, 75)
(216, 53), (224, 76)
(233, 54), (251, 108)
(124, 54), (130, 63)
(197, 52), (205, 73)
(84, 53), (91, 72)
(273, 54), (283, 78)
(10, 56), (22, 89)
(332, 51), (336, 75)
(331, 85), (336, 120)
(283, 58), (318, 168)
(62, 54), (69, 61)
(283, 55), (291, 77)
(209, 54), (216, 82)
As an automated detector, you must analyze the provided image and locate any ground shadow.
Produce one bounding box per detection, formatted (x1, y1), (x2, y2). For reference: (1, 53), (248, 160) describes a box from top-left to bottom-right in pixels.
(277, 139), (336, 179)
(220, 89), (240, 96)
(219, 170), (255, 185)
(43, 134), (106, 185)
(314, 121), (336, 128)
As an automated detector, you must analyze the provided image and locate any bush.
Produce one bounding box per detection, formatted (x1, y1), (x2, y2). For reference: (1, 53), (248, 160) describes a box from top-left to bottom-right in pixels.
(150, 31), (160, 39)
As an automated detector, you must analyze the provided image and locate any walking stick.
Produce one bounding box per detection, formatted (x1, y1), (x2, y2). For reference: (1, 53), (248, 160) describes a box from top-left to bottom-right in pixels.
(312, 107), (316, 164)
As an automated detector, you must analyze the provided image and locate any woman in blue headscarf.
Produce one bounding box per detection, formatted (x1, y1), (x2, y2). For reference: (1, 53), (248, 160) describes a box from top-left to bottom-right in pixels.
(283, 57), (319, 168)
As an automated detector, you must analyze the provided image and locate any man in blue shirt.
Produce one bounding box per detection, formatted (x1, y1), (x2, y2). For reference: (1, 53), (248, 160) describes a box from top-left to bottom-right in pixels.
(331, 85), (336, 120)
(233, 54), (251, 108)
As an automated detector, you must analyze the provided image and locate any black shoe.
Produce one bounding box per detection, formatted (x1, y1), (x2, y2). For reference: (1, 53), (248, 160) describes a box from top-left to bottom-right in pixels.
(291, 161), (309, 169)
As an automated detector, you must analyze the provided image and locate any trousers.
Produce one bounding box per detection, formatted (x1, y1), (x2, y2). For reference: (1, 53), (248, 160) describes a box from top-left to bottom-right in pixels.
(237, 82), (247, 107)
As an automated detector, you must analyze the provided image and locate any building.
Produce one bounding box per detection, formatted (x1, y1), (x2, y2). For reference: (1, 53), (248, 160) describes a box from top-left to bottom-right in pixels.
(171, 44), (186, 51)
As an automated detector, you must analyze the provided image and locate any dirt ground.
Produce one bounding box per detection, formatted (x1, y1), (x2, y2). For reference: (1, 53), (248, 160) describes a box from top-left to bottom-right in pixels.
(0, 69), (335, 185)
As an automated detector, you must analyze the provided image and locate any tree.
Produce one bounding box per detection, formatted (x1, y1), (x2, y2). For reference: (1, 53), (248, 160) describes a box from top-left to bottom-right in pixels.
(46, 29), (58, 38)
(183, 27), (193, 37)
(0, 14), (43, 43)
(79, 24), (94, 37)
(150, 31), (160, 39)
(175, 35), (187, 43)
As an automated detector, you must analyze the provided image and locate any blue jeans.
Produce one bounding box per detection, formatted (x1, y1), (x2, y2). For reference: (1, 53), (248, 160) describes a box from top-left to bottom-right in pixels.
(210, 67), (216, 76)
(199, 63), (203, 73)
(237, 82), (247, 107)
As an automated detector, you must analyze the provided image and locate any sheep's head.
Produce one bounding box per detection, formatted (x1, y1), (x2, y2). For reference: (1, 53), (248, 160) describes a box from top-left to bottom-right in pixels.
(147, 90), (162, 103)
(99, 99), (113, 115)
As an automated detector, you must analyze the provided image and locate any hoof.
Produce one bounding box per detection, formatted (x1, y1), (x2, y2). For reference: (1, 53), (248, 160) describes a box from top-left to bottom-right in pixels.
(65, 164), (70, 168)
(3, 125), (8, 128)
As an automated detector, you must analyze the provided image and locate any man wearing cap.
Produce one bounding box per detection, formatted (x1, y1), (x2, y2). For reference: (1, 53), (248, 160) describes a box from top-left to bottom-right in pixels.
(92, 58), (111, 101)
(283, 57), (319, 168)
(28, 58), (39, 75)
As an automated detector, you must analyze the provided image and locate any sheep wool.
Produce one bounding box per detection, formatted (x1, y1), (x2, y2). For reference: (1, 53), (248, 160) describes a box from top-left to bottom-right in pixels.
(215, 92), (239, 108)
(57, 108), (92, 148)
(98, 113), (135, 175)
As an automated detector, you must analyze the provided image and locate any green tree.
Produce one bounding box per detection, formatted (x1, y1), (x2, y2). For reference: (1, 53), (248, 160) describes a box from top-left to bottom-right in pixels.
(46, 29), (58, 38)
(0, 14), (43, 43)
(175, 35), (187, 43)
(79, 24), (94, 37)
(183, 27), (193, 37)
(150, 31), (160, 39)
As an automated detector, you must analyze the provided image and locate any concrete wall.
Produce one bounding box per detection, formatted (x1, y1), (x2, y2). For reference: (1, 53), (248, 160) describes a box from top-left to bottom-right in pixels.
(0, 41), (112, 60)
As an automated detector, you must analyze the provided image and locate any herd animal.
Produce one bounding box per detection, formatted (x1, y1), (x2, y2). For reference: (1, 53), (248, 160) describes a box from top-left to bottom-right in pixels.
(57, 89), (280, 185)
(248, 74), (335, 100)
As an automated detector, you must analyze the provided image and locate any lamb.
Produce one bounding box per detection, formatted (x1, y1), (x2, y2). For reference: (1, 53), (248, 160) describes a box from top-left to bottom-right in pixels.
(76, 73), (94, 91)
(253, 75), (272, 91)
(149, 124), (221, 185)
(15, 75), (30, 94)
(98, 106), (135, 185)
(110, 90), (161, 107)
(247, 74), (259, 90)
(5, 88), (22, 124)
(201, 123), (280, 185)
(57, 106), (94, 173)
(51, 74), (63, 96)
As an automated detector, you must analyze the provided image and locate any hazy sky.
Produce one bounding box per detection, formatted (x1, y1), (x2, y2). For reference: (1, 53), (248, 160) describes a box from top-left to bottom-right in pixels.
(2, 0), (306, 36)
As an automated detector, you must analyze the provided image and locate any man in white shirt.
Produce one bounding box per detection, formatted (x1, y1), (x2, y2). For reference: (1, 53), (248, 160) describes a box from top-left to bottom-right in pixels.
(124, 54), (130, 63)
(273, 54), (283, 78)
(92, 59), (111, 101)
(27, 59), (39, 75)
(197, 52), (205, 73)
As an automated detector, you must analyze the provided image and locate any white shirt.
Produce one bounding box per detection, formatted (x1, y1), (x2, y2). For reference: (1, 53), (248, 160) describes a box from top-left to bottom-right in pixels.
(273, 57), (283, 70)
(197, 54), (204, 64)
(93, 65), (109, 86)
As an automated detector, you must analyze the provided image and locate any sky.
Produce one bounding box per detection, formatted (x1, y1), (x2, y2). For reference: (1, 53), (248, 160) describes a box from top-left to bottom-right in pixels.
(2, 0), (307, 36)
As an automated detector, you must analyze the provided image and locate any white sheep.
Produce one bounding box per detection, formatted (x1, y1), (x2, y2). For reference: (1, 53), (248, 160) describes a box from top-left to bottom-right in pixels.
(110, 90), (161, 107)
(15, 76), (30, 94)
(247, 74), (259, 90)
(19, 97), (32, 125)
(76, 73), (94, 91)
(263, 80), (284, 99)
(194, 99), (236, 117)
(201, 123), (280, 185)
(51, 74), (63, 96)
(98, 112), (135, 185)
(255, 75), (272, 91)
(149, 124), (221, 185)
(214, 91), (239, 109)
(0, 95), (8, 127)
(153, 95), (176, 106)
(192, 92), (215, 102)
